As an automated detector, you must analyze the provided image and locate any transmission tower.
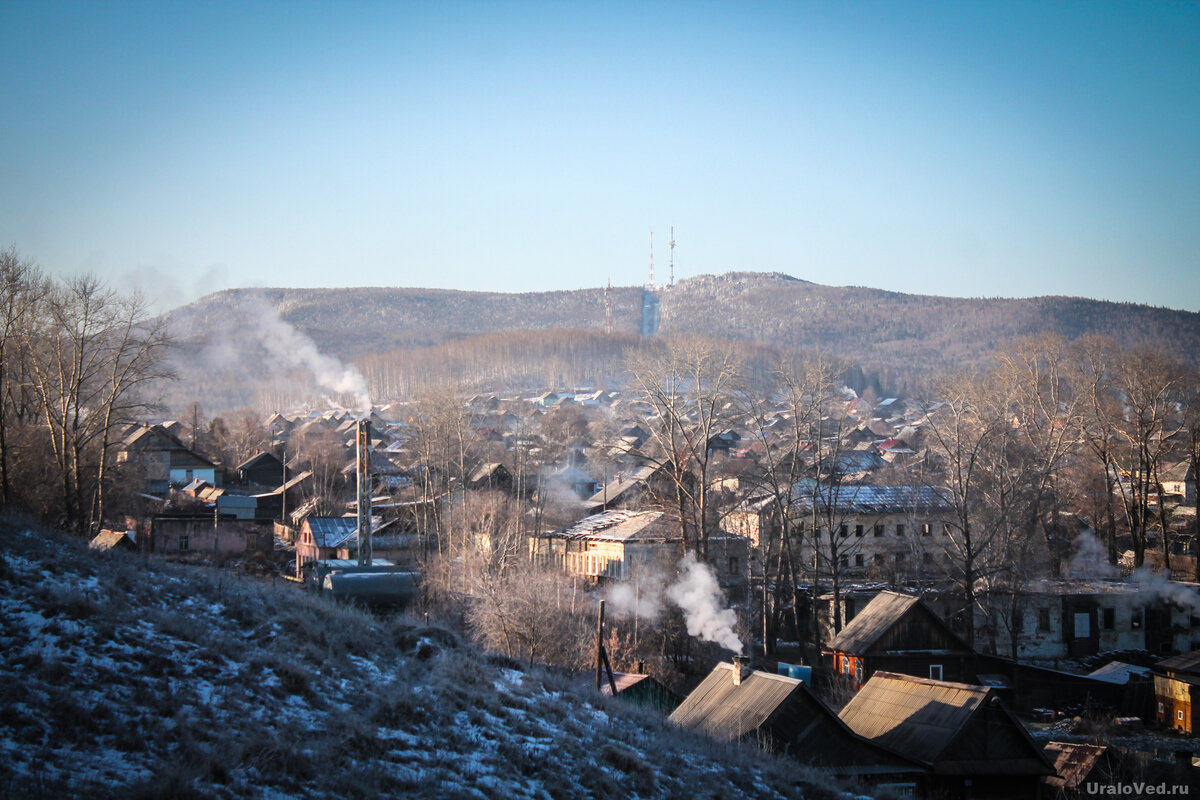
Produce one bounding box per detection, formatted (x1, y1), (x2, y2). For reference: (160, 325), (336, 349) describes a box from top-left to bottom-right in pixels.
(604, 279), (613, 335)
(647, 229), (655, 290)
(668, 225), (675, 288)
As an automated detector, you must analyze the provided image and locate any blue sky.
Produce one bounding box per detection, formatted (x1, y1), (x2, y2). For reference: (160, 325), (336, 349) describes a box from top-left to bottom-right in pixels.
(1, 1), (1197, 312)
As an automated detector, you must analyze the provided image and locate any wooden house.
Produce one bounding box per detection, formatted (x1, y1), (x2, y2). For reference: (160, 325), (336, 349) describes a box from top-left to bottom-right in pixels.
(468, 462), (514, 493)
(89, 529), (137, 552)
(670, 660), (923, 787)
(1155, 650), (1200, 733)
(235, 452), (287, 488)
(824, 590), (976, 690)
(594, 671), (681, 714)
(117, 425), (218, 493)
(838, 671), (1054, 800)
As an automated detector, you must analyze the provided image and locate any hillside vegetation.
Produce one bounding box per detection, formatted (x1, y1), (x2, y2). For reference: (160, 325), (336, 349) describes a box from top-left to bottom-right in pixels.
(0, 518), (830, 799)
(163, 272), (1200, 411)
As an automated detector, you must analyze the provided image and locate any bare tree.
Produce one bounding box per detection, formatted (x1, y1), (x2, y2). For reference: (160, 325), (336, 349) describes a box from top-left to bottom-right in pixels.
(0, 247), (46, 509)
(24, 274), (170, 532)
(626, 337), (742, 562)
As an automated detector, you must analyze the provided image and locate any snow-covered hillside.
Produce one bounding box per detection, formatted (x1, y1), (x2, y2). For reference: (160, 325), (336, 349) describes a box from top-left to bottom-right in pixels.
(0, 519), (834, 799)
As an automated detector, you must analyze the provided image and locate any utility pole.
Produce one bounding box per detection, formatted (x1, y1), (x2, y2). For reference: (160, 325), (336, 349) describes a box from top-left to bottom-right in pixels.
(356, 419), (372, 566)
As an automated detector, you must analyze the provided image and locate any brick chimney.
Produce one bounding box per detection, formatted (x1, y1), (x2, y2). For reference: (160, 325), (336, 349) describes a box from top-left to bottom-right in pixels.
(732, 655), (751, 686)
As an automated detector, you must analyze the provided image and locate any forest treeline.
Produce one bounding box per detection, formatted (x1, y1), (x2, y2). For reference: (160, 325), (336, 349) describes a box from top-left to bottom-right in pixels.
(164, 272), (1200, 413)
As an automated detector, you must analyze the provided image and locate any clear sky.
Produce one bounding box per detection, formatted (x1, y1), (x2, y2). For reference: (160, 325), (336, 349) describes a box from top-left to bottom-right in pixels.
(2, 1), (1198, 312)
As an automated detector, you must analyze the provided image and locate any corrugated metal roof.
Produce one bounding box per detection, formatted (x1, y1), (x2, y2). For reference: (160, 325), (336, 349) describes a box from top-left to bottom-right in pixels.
(838, 672), (988, 764)
(304, 517), (359, 548)
(669, 664), (806, 742)
(827, 591), (919, 653)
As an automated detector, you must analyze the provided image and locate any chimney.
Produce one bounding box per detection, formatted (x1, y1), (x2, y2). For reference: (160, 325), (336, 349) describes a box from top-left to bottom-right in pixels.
(732, 655), (751, 686)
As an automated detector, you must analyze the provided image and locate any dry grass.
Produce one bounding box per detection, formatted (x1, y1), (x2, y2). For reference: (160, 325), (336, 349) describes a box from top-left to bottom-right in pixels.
(0, 515), (843, 799)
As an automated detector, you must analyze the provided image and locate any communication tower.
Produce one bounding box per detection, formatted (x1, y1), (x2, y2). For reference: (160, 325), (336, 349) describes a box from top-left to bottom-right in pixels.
(668, 225), (675, 288)
(604, 279), (613, 335)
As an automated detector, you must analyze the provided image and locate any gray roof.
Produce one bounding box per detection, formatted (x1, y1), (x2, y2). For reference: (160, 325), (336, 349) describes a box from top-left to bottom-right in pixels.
(827, 591), (920, 653)
(304, 517), (359, 549)
(839, 672), (1052, 775)
(542, 510), (673, 543)
(1157, 650), (1200, 675)
(840, 673), (987, 763)
(670, 665), (806, 742)
(792, 484), (953, 514)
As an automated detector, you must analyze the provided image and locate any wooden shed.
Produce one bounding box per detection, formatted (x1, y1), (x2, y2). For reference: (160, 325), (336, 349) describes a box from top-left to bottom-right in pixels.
(1155, 650), (1200, 733)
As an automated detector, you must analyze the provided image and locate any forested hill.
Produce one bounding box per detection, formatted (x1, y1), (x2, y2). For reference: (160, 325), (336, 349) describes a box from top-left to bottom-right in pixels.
(169, 272), (1200, 368)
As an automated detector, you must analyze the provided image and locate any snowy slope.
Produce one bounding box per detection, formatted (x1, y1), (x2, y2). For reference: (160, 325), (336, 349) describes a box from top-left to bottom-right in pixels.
(0, 520), (835, 799)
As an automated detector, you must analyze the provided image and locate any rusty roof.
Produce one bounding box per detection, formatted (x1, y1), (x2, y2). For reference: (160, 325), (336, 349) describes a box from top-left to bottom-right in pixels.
(1043, 742), (1107, 789)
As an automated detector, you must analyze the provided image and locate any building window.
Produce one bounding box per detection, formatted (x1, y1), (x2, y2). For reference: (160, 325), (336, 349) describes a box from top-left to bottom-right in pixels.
(1180, 710), (1186, 722)
(179, 535), (189, 551)
(921, 523), (932, 536)
(728, 557), (739, 575)
(855, 524), (864, 537)
(1102, 608), (1115, 630)
(1160, 702), (1166, 714)
(922, 552), (933, 565)
(839, 555), (848, 568)
(855, 554), (865, 567)
(896, 524), (905, 537)
(839, 525), (848, 538)
(874, 524), (884, 537)
(929, 664), (943, 681)
(1132, 610), (1143, 629)
(1038, 609), (1051, 632)
(894, 552), (905, 563)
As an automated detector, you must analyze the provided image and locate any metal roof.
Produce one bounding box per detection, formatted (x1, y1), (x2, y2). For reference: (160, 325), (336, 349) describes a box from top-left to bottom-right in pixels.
(541, 510), (674, 543)
(1043, 742), (1106, 790)
(1157, 650), (1200, 675)
(838, 672), (989, 764)
(304, 517), (359, 549)
(670, 664), (804, 742)
(791, 484), (953, 514)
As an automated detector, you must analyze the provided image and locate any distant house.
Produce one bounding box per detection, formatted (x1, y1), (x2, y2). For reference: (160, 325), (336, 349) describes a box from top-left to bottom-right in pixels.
(467, 462), (513, 493)
(593, 671), (681, 714)
(1163, 461), (1197, 504)
(117, 425), (219, 493)
(1155, 650), (1200, 733)
(530, 510), (681, 582)
(150, 515), (273, 562)
(670, 660), (923, 787)
(295, 517), (360, 576)
(89, 529), (137, 552)
(824, 590), (976, 691)
(838, 672), (1054, 800)
(584, 464), (663, 514)
(236, 452), (287, 487)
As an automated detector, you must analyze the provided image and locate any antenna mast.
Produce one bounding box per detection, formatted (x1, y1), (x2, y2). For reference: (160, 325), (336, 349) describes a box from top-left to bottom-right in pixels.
(604, 279), (613, 335)
(647, 230), (655, 290)
(668, 225), (675, 287)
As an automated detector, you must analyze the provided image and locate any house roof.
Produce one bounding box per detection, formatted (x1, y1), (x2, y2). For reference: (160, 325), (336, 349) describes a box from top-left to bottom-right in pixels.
(1043, 742), (1107, 790)
(838, 672), (1052, 775)
(1088, 661), (1152, 684)
(1157, 650), (1200, 675)
(586, 464), (659, 506)
(670, 664), (922, 775)
(792, 484), (952, 514)
(236, 451), (282, 473)
(89, 530), (135, 551)
(541, 510), (674, 543)
(670, 664), (806, 742)
(827, 591), (970, 656)
(303, 517), (360, 549)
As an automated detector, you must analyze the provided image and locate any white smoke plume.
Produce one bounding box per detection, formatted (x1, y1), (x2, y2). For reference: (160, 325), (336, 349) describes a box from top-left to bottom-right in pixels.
(665, 553), (743, 654)
(1067, 530), (1119, 580)
(606, 574), (665, 621)
(248, 299), (372, 416)
(1132, 565), (1200, 616)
